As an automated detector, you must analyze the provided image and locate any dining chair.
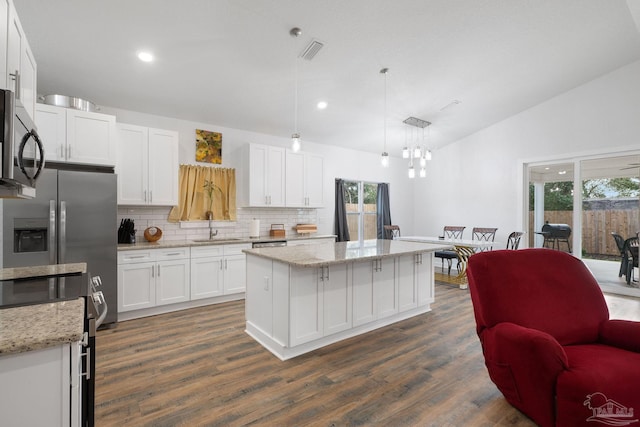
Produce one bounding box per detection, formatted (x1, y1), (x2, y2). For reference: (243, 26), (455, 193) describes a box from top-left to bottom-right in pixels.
(471, 227), (498, 252)
(611, 232), (627, 278)
(383, 225), (401, 240)
(434, 226), (466, 274)
(623, 236), (639, 286)
(506, 231), (524, 250)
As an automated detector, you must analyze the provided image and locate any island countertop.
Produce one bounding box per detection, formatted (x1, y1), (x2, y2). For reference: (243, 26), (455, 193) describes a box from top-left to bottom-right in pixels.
(243, 239), (451, 267)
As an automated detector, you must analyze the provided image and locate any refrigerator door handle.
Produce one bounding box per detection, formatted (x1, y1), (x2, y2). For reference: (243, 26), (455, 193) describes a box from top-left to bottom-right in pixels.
(60, 201), (67, 263)
(49, 200), (57, 264)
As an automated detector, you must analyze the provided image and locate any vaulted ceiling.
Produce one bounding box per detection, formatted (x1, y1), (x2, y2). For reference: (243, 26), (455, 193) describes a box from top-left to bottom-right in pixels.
(13, 0), (640, 155)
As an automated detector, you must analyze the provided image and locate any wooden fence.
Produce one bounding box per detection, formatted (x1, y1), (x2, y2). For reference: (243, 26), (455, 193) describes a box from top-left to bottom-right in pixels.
(528, 210), (639, 256)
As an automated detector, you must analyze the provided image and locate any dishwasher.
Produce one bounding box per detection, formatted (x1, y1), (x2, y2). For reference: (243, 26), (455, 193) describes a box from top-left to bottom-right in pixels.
(252, 241), (287, 248)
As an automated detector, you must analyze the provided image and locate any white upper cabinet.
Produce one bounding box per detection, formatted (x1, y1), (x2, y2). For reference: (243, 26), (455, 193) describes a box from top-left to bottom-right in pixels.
(0, 0), (8, 89)
(35, 104), (117, 166)
(247, 143), (285, 207)
(116, 123), (178, 206)
(5, 0), (37, 121)
(286, 150), (324, 208)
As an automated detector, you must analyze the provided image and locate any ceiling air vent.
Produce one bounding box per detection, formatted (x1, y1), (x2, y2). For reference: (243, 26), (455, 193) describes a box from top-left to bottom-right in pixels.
(300, 39), (324, 61)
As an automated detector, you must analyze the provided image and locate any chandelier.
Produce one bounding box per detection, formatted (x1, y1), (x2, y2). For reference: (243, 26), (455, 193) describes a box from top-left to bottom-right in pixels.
(402, 116), (431, 178)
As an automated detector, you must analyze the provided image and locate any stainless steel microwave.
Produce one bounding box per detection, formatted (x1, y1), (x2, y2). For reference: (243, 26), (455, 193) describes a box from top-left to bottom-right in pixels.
(0, 89), (45, 198)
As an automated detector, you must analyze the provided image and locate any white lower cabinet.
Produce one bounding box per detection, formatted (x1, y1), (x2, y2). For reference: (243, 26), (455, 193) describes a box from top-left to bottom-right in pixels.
(118, 248), (190, 312)
(289, 263), (351, 346)
(190, 243), (250, 300)
(0, 343), (80, 427)
(352, 258), (396, 326)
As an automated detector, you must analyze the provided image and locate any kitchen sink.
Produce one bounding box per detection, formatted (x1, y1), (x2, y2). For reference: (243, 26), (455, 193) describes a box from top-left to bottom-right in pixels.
(191, 238), (244, 243)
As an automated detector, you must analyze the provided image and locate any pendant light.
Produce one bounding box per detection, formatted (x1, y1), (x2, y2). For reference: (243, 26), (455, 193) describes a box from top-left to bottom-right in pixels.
(380, 68), (389, 168)
(290, 27), (302, 152)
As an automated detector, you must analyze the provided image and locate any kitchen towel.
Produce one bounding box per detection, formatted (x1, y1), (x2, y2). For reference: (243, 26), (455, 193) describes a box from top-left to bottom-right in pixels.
(250, 219), (260, 238)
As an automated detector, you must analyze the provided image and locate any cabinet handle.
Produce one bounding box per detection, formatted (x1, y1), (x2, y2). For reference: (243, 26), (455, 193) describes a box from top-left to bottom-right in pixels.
(144, 190), (147, 202)
(264, 276), (270, 291)
(127, 255), (147, 259)
(220, 260), (223, 270)
(225, 259), (228, 270)
(157, 265), (160, 276)
(166, 252), (182, 256)
(60, 145), (65, 158)
(319, 267), (324, 282)
(326, 266), (329, 281)
(9, 70), (20, 99)
(150, 190), (153, 203)
(151, 265), (154, 278)
(67, 145), (72, 159)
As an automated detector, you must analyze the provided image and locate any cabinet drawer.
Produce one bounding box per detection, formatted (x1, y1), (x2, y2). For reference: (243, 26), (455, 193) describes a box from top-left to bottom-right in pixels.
(118, 250), (155, 263)
(156, 247), (189, 260)
(224, 243), (251, 255)
(191, 245), (224, 258)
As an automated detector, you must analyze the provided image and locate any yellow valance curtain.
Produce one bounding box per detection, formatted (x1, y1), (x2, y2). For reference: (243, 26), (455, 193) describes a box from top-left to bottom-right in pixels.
(168, 165), (236, 222)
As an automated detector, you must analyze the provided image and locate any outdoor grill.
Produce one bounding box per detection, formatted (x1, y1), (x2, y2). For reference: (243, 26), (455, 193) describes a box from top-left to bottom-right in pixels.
(539, 223), (572, 252)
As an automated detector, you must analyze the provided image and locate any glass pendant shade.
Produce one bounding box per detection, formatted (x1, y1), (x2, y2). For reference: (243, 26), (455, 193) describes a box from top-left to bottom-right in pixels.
(291, 133), (301, 152)
(413, 147), (421, 158)
(381, 152), (389, 168)
(408, 165), (415, 179)
(402, 147), (409, 159)
(420, 157), (427, 167)
(425, 150), (432, 161)
(419, 167), (426, 178)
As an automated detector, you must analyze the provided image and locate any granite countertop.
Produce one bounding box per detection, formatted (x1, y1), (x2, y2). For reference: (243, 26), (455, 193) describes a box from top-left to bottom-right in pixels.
(243, 239), (452, 267)
(0, 262), (87, 281)
(118, 234), (336, 251)
(0, 298), (85, 356)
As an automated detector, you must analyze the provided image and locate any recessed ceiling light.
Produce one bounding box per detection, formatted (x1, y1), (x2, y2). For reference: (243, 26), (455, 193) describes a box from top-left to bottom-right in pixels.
(317, 101), (328, 110)
(558, 170), (567, 175)
(137, 51), (154, 62)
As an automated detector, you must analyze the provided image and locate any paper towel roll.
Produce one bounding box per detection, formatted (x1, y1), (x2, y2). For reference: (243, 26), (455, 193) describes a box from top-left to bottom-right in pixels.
(250, 219), (260, 238)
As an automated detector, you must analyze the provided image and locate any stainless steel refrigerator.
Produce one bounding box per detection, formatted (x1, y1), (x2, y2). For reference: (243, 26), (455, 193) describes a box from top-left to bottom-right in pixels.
(2, 167), (118, 325)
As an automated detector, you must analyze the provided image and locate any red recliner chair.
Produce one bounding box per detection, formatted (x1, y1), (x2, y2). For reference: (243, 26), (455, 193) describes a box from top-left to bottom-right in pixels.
(467, 249), (640, 427)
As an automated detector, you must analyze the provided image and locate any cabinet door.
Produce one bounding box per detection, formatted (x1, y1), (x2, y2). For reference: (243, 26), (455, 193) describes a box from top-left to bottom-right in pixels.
(323, 264), (351, 335)
(19, 39), (36, 120)
(245, 255), (273, 336)
(267, 146), (286, 206)
(398, 255), (418, 312)
(116, 124), (148, 205)
(224, 254), (246, 294)
(6, 3), (23, 100)
(190, 256), (223, 299)
(290, 267), (323, 346)
(0, 0), (8, 89)
(0, 345), (72, 427)
(148, 128), (179, 205)
(35, 104), (67, 162)
(156, 259), (190, 306)
(375, 258), (397, 318)
(352, 261), (375, 326)
(285, 151), (305, 207)
(416, 252), (434, 306)
(66, 110), (116, 166)
(304, 153), (324, 207)
(249, 144), (268, 206)
(118, 262), (156, 312)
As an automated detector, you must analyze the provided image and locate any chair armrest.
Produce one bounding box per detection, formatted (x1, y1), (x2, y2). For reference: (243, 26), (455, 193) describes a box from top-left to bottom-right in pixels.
(599, 319), (640, 352)
(480, 322), (568, 426)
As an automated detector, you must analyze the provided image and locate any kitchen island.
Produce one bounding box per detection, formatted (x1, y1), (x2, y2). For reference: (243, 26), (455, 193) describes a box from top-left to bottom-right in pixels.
(243, 239), (450, 360)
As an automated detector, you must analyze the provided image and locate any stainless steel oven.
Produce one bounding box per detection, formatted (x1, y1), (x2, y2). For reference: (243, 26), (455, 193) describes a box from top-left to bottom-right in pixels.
(0, 89), (44, 198)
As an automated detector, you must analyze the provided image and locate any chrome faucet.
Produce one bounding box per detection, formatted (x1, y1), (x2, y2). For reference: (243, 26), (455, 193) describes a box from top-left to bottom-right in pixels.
(209, 220), (218, 240)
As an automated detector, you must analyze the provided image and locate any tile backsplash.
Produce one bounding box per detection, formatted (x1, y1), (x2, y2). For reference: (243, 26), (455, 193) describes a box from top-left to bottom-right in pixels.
(118, 206), (320, 242)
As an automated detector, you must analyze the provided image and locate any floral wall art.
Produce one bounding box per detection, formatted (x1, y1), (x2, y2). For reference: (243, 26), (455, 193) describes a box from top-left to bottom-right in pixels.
(195, 129), (222, 164)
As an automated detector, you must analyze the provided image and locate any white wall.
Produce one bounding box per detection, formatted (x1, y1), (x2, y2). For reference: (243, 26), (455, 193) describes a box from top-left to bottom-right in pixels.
(100, 106), (415, 241)
(412, 59), (640, 245)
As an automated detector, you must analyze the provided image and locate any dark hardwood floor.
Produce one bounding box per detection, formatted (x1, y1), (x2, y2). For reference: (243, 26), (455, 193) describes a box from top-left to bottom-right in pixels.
(95, 281), (639, 426)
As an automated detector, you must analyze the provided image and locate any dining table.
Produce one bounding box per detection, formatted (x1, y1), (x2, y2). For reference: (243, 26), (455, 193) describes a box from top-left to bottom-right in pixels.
(397, 236), (501, 289)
